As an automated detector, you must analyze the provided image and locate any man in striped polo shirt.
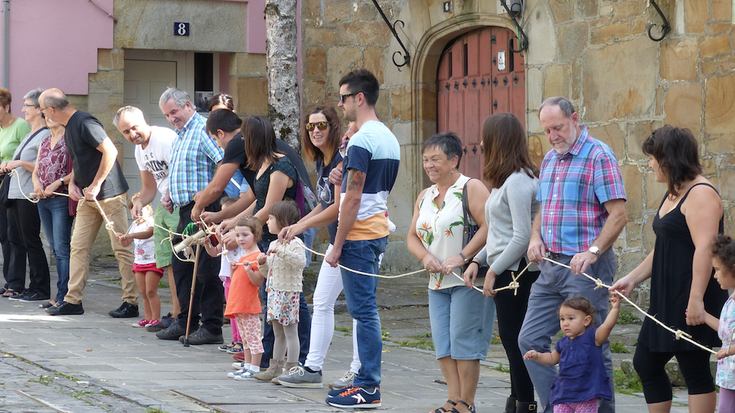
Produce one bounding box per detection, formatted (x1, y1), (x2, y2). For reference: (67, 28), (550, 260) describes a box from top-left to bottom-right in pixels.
(325, 69), (400, 409)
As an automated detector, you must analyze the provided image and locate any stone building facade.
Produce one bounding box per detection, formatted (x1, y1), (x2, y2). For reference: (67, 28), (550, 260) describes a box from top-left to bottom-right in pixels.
(301, 0), (735, 296)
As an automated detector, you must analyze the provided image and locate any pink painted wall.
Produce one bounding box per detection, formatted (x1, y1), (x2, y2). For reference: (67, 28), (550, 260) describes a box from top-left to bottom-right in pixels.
(220, 0), (266, 54)
(0, 0), (114, 114)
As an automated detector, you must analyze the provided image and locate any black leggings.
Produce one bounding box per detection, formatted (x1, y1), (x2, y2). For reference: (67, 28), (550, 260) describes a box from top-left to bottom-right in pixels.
(633, 342), (715, 404)
(494, 264), (539, 403)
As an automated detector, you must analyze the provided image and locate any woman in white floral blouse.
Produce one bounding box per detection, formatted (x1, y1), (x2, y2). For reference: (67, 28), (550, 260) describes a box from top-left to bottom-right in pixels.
(407, 131), (491, 413)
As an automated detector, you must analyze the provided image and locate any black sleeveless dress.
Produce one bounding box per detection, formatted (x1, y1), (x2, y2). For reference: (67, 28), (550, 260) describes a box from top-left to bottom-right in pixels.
(637, 183), (727, 352)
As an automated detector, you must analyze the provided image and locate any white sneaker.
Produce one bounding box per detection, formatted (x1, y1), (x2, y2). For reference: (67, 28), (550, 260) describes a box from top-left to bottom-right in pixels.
(232, 361), (245, 369)
(329, 371), (358, 390)
(227, 368), (248, 378)
(233, 370), (258, 380)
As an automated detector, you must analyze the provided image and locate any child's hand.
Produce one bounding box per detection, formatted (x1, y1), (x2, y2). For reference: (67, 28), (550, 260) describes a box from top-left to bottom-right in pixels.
(524, 350), (538, 360)
(257, 253), (267, 265)
(609, 293), (621, 309)
(116, 233), (126, 241)
(230, 261), (237, 272)
(716, 348), (731, 360)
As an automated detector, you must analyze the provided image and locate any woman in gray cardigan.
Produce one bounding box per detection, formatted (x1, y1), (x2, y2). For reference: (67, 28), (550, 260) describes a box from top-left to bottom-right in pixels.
(463, 113), (540, 413)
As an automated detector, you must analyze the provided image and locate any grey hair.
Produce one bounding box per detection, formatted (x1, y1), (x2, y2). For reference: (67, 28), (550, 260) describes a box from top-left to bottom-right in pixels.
(159, 87), (195, 110)
(538, 96), (576, 119)
(113, 106), (144, 127)
(42, 93), (70, 110)
(23, 89), (45, 107)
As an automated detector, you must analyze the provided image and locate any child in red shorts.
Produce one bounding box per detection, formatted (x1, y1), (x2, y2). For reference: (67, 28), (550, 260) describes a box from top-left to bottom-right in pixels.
(118, 195), (163, 329)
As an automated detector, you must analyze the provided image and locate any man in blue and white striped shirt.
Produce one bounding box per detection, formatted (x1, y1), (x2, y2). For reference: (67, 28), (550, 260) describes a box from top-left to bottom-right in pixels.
(156, 88), (225, 346)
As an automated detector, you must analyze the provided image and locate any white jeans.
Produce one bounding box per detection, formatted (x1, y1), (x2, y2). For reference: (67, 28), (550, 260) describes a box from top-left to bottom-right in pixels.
(305, 244), (361, 373)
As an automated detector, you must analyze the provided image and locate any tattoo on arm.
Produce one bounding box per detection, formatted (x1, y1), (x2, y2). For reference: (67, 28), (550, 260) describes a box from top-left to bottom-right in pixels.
(347, 170), (366, 192)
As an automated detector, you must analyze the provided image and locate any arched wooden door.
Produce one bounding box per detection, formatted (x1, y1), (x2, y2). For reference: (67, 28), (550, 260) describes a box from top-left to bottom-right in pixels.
(436, 27), (526, 180)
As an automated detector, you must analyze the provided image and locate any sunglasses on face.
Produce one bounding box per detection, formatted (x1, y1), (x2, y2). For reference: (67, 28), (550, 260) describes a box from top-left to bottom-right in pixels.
(305, 121), (330, 131)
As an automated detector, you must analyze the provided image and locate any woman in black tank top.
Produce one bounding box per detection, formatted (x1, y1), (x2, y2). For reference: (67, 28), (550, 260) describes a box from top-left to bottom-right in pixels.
(611, 126), (726, 412)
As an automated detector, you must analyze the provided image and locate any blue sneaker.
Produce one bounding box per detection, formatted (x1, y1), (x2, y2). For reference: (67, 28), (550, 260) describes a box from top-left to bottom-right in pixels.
(326, 386), (381, 409)
(327, 384), (353, 398)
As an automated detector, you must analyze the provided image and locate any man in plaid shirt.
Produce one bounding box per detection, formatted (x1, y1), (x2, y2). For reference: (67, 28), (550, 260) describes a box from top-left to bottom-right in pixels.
(155, 88), (225, 345)
(520, 97), (628, 413)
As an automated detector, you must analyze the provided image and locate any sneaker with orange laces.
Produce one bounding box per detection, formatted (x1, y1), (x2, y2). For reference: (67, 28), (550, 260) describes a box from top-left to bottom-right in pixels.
(133, 319), (149, 328)
(326, 385), (381, 409)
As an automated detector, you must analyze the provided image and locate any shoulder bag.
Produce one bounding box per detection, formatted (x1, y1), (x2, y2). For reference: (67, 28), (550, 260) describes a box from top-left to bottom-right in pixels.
(462, 180), (488, 278)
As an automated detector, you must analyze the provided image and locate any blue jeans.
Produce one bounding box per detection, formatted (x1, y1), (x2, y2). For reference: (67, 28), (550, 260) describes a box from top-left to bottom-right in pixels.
(302, 227), (316, 267)
(37, 197), (73, 303)
(340, 237), (387, 390)
(518, 249), (617, 413)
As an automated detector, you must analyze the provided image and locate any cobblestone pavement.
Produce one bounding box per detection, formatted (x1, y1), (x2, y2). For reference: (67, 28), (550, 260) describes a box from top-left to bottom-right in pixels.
(0, 264), (690, 412)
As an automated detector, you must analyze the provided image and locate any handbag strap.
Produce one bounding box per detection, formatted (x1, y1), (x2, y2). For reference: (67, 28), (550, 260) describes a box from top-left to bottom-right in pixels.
(13, 126), (48, 161)
(462, 179), (472, 226)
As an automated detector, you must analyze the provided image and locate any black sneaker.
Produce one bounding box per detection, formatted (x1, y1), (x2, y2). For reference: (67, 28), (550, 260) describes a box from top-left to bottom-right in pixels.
(178, 327), (224, 345)
(156, 321), (186, 340)
(146, 316), (170, 332)
(18, 291), (50, 302)
(8, 290), (28, 301)
(108, 302), (139, 318)
(46, 301), (84, 316)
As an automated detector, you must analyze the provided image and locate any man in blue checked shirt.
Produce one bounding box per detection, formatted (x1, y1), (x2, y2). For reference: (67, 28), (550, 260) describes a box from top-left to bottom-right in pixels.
(155, 88), (225, 346)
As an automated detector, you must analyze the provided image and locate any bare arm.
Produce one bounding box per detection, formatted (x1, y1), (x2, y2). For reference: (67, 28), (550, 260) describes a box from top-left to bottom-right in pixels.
(682, 184), (723, 326)
(86, 138), (117, 201)
(326, 168), (364, 267)
(192, 162), (239, 221)
(406, 188), (442, 273)
(524, 349), (561, 366)
(610, 249), (654, 296)
(132, 171), (158, 218)
(595, 294), (621, 345)
(442, 179), (490, 273)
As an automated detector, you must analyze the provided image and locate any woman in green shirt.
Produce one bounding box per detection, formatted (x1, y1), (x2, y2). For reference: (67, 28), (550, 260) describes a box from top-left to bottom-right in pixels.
(0, 88), (31, 297)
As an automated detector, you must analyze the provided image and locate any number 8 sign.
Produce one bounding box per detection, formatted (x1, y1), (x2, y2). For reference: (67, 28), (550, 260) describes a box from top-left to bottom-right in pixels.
(174, 22), (190, 37)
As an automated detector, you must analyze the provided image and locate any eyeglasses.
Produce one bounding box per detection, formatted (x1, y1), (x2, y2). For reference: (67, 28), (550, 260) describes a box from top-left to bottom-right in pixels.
(22, 104), (38, 109)
(339, 91), (363, 104)
(39, 106), (51, 113)
(305, 121), (330, 131)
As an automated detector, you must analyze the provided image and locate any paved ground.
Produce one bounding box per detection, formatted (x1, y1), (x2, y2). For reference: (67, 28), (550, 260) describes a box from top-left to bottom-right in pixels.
(0, 263), (691, 412)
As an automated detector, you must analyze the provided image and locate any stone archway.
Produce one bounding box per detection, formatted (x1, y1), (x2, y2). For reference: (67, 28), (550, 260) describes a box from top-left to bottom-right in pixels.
(407, 13), (519, 193)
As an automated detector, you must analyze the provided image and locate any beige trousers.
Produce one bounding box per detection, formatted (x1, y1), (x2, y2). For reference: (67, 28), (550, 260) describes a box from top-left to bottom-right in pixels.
(64, 193), (138, 305)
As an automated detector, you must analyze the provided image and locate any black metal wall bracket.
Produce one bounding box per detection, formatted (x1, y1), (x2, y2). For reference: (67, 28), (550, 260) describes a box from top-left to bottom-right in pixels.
(371, 0), (411, 70)
(499, 0), (529, 53)
(647, 0), (671, 42)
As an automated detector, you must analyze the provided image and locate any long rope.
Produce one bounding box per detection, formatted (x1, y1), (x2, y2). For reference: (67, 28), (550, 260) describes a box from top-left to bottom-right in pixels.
(544, 257), (717, 355)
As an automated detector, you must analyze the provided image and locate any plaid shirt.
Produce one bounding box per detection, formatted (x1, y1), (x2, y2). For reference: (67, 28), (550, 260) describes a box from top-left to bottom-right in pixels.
(536, 126), (626, 255)
(168, 112), (223, 206)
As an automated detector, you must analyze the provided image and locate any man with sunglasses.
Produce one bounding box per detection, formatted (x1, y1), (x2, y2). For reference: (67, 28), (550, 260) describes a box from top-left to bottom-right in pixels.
(324, 69), (400, 409)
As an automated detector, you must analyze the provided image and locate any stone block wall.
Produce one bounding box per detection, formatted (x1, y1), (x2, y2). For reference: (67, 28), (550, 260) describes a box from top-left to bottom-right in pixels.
(523, 0), (735, 298)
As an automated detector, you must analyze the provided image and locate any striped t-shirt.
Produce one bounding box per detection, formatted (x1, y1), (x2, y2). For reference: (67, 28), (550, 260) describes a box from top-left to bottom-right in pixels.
(340, 120), (400, 241)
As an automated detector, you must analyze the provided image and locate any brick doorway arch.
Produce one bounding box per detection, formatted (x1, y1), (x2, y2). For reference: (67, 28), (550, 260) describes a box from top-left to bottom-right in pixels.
(436, 27), (525, 180)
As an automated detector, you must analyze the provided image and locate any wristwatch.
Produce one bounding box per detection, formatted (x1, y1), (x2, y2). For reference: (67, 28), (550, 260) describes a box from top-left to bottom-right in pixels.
(588, 246), (601, 257)
(58, 178), (64, 185)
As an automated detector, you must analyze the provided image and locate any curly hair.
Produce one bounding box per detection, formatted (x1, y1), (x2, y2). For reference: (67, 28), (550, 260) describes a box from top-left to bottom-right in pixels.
(712, 234), (735, 274)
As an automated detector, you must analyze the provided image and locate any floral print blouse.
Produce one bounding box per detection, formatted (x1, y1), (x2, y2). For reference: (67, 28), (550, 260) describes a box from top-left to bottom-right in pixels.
(416, 174), (473, 290)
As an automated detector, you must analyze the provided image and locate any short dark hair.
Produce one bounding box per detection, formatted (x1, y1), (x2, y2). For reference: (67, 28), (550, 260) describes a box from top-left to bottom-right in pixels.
(538, 96), (576, 119)
(338, 69), (380, 107)
(209, 93), (234, 112)
(642, 125), (701, 197)
(422, 131), (463, 169)
(206, 109), (242, 136)
(220, 196), (240, 208)
(235, 216), (262, 243)
(242, 115), (281, 170)
(482, 113), (538, 188)
(560, 296), (596, 320)
(269, 199), (301, 228)
(42, 92), (70, 111)
(302, 106), (342, 165)
(713, 234), (735, 274)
